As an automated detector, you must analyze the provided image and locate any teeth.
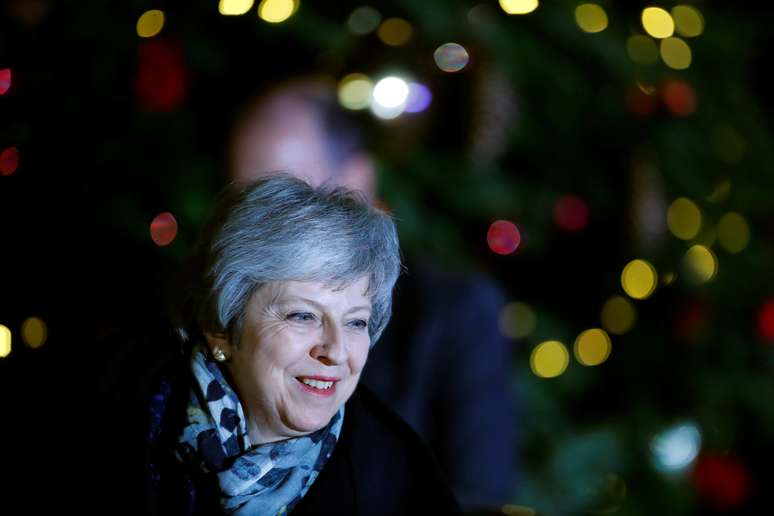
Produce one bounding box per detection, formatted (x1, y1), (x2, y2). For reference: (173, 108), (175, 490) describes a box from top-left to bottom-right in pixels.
(301, 378), (334, 390)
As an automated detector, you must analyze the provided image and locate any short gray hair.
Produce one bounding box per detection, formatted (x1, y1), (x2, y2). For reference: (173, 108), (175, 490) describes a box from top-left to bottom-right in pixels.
(192, 174), (401, 345)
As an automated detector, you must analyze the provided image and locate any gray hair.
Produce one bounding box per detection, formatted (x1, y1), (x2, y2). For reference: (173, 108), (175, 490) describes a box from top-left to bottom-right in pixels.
(192, 174), (401, 345)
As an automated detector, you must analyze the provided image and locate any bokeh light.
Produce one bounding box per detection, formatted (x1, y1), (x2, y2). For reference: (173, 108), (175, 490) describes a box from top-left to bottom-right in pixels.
(258, 0), (297, 23)
(219, 0), (254, 15)
(433, 43), (470, 73)
(347, 5), (381, 35)
(667, 197), (702, 240)
(499, 302), (537, 339)
(136, 9), (165, 38)
(574, 328), (612, 366)
(621, 259), (657, 300)
(683, 245), (718, 284)
(0, 324), (10, 358)
(377, 18), (413, 46)
(601, 296), (636, 335)
(757, 299), (774, 342)
(338, 73), (373, 110)
(0, 68), (11, 95)
(707, 179), (731, 204)
(672, 5), (704, 37)
(553, 194), (589, 232)
(499, 0), (538, 15)
(641, 7), (674, 39)
(21, 316), (47, 348)
(371, 76), (408, 119)
(717, 212), (750, 254)
(660, 37), (692, 70)
(627, 35), (658, 65)
(0, 146), (19, 176)
(661, 271), (676, 285)
(574, 3), (608, 34)
(651, 421), (702, 473)
(663, 79), (697, 117)
(530, 340), (569, 378)
(150, 212), (178, 246)
(692, 454), (750, 511)
(404, 82), (432, 113)
(487, 220), (521, 255)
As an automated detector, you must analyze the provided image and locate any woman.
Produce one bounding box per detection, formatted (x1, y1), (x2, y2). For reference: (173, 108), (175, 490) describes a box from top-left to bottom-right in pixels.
(96, 174), (461, 515)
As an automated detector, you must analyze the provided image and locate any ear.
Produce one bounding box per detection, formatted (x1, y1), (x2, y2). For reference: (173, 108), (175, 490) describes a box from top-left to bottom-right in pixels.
(205, 332), (233, 356)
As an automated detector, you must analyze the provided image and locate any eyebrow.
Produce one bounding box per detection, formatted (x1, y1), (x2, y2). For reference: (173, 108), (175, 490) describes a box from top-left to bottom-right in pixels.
(281, 296), (372, 315)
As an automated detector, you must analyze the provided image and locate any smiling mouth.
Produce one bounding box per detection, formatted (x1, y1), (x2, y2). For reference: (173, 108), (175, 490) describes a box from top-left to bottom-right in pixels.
(295, 377), (338, 396)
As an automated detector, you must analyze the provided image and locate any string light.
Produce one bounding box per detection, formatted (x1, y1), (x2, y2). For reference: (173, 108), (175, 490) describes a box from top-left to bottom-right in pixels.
(651, 421), (702, 474)
(377, 18), (413, 46)
(667, 197), (702, 240)
(150, 212), (178, 246)
(682, 245), (717, 284)
(499, 0), (538, 15)
(574, 3), (608, 34)
(338, 73), (373, 110)
(433, 43), (470, 73)
(601, 296), (636, 335)
(258, 0), (298, 24)
(672, 5), (704, 37)
(499, 302), (537, 339)
(136, 9), (165, 38)
(0, 324), (10, 358)
(660, 37), (692, 70)
(0, 146), (19, 176)
(627, 35), (658, 65)
(717, 212), (750, 254)
(530, 340), (569, 378)
(0, 68), (11, 95)
(21, 317), (47, 348)
(574, 328), (612, 366)
(487, 220), (521, 255)
(641, 7), (674, 39)
(347, 6), (381, 35)
(371, 76), (409, 119)
(219, 0), (255, 16)
(621, 259), (657, 300)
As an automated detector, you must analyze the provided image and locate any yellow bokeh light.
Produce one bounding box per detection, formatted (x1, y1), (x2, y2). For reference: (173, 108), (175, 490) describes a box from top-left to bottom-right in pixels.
(661, 272), (676, 285)
(21, 316), (47, 349)
(574, 328), (612, 366)
(672, 5), (704, 37)
(136, 9), (165, 38)
(499, 302), (537, 339)
(667, 197), (702, 240)
(642, 7), (674, 39)
(258, 0), (297, 23)
(621, 259), (658, 300)
(499, 0), (539, 15)
(627, 35), (659, 65)
(377, 18), (413, 46)
(660, 37), (692, 70)
(683, 245), (718, 283)
(219, 0), (254, 16)
(601, 296), (637, 335)
(338, 73), (373, 110)
(574, 4), (608, 34)
(717, 212), (750, 253)
(530, 340), (569, 378)
(0, 324), (10, 358)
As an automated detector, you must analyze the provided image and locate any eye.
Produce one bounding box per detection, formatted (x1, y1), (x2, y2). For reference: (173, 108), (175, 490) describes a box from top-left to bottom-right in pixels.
(347, 319), (368, 330)
(287, 312), (317, 323)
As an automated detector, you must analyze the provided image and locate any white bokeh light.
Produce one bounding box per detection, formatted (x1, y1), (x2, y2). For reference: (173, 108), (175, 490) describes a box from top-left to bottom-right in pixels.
(650, 421), (702, 474)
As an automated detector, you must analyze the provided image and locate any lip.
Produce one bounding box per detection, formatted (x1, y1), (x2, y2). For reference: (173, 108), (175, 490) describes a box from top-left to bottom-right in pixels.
(295, 376), (339, 397)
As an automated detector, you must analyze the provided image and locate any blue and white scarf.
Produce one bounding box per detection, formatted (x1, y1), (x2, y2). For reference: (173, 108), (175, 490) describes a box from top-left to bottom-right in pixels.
(175, 345), (344, 515)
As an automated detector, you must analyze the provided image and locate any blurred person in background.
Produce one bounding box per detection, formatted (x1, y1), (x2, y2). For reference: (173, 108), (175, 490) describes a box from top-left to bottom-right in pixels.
(228, 76), (518, 512)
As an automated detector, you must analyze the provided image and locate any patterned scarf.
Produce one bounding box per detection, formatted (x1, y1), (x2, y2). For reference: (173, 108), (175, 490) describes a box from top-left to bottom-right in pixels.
(175, 345), (344, 515)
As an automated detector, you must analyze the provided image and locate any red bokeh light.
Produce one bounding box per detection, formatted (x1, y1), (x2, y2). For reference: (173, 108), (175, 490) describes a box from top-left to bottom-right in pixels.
(757, 299), (774, 342)
(692, 453), (750, 511)
(663, 79), (697, 117)
(0, 68), (11, 95)
(135, 39), (189, 112)
(487, 220), (521, 255)
(0, 146), (19, 176)
(553, 194), (589, 232)
(150, 212), (178, 246)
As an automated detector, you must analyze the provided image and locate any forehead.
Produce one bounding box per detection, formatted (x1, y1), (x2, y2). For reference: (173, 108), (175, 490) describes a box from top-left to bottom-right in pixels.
(255, 277), (372, 308)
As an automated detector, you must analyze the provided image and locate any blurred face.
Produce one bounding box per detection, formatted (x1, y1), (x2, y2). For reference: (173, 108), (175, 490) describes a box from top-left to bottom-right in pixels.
(207, 277), (372, 445)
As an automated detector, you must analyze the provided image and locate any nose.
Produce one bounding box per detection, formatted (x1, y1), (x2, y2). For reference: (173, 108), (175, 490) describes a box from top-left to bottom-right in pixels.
(310, 320), (347, 366)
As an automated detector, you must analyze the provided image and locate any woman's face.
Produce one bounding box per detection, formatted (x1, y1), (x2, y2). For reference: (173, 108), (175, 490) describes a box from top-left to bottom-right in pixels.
(207, 277), (372, 445)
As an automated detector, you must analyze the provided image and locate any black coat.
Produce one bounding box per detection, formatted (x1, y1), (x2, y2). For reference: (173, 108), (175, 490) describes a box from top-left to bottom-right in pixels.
(91, 326), (462, 515)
